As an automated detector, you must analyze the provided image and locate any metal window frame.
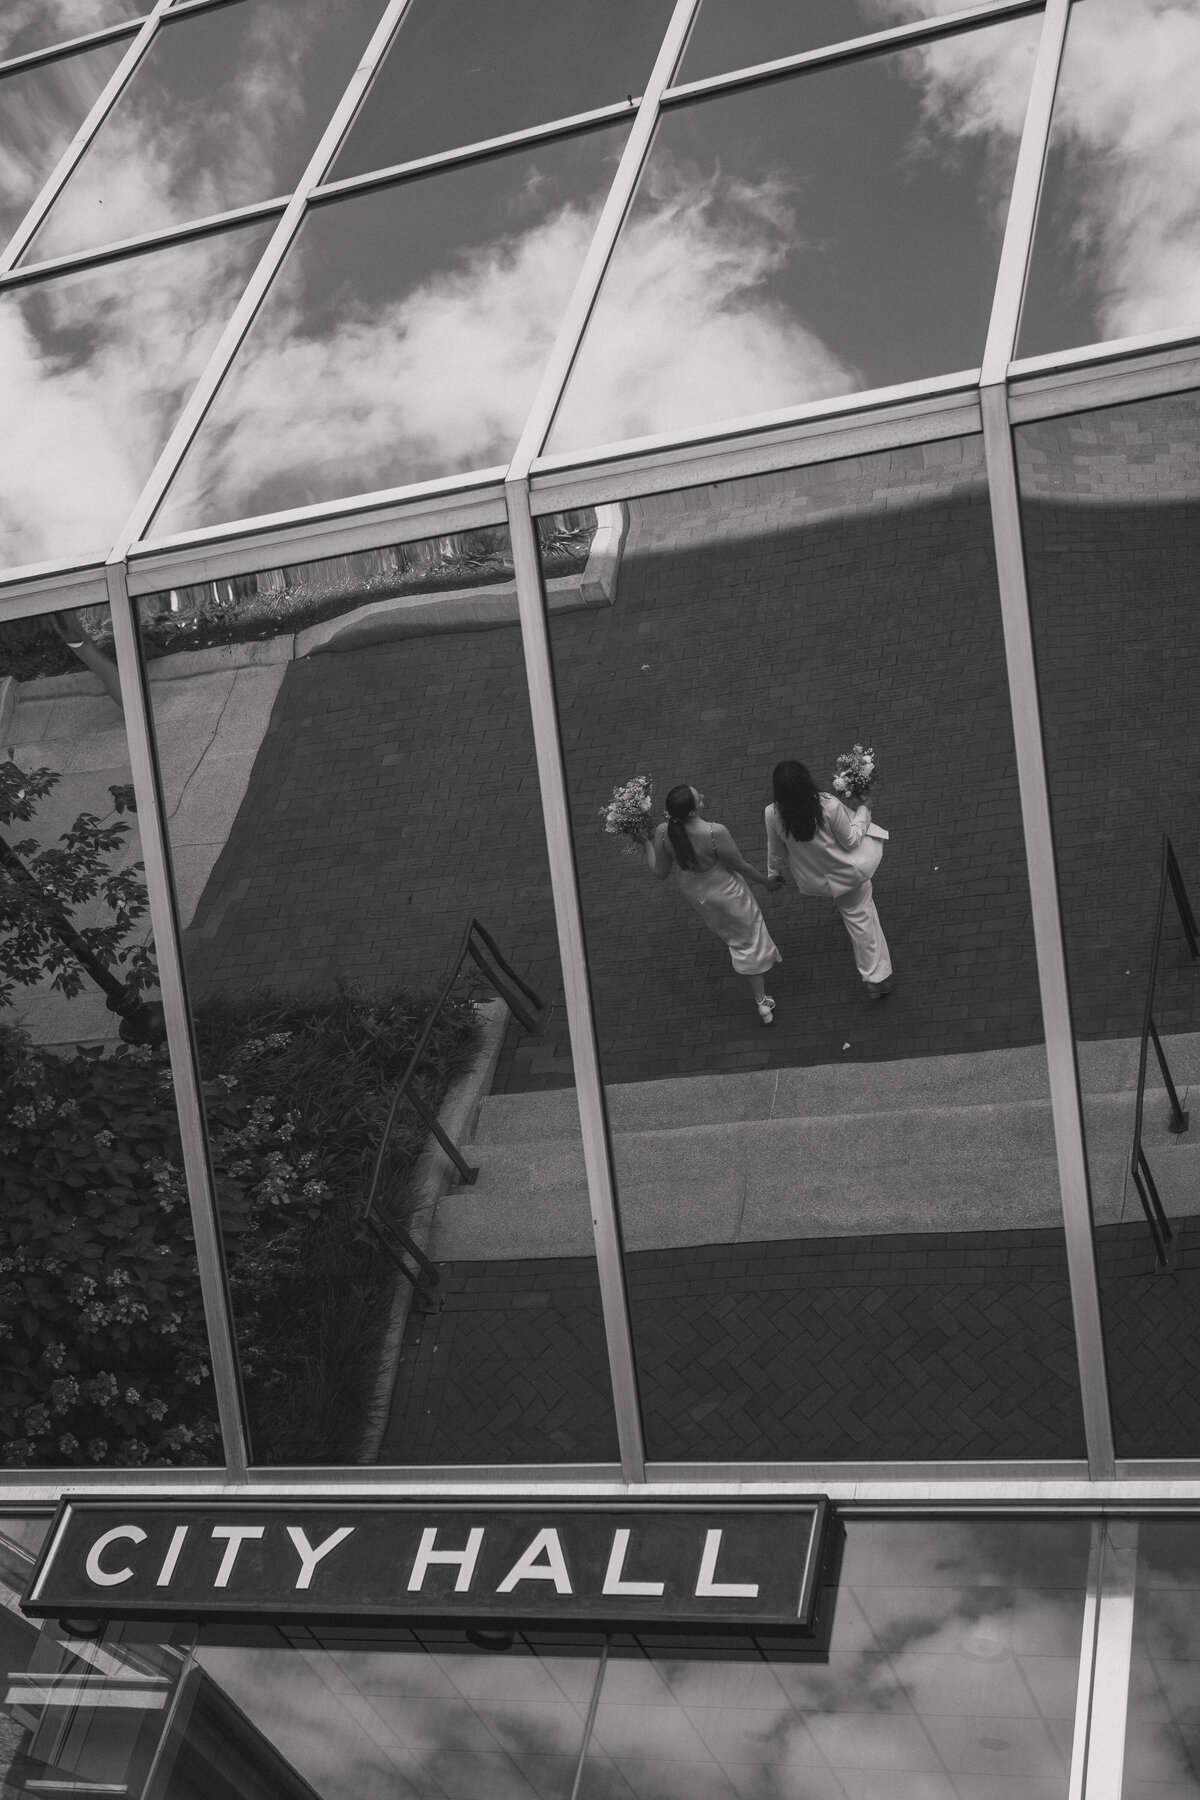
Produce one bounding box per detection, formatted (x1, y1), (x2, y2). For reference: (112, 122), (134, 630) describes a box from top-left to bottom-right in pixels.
(0, 16), (145, 80)
(0, 0), (174, 276)
(3, 0), (1200, 1520)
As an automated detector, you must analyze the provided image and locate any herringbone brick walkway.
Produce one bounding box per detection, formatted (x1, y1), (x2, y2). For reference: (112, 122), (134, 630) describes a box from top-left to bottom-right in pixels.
(381, 1219), (1200, 1465)
(186, 450), (1045, 1088)
(380, 1224), (1091, 1464)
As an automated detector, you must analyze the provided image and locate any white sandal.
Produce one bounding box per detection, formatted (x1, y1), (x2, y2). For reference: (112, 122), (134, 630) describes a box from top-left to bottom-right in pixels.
(756, 995), (776, 1024)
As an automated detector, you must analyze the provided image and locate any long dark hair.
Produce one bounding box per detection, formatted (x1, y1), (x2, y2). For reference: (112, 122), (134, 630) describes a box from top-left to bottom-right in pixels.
(664, 784), (700, 870)
(772, 760), (824, 842)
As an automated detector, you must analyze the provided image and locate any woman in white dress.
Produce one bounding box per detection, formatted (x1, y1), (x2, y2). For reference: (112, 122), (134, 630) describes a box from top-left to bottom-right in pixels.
(646, 783), (782, 1023)
(765, 759), (894, 999)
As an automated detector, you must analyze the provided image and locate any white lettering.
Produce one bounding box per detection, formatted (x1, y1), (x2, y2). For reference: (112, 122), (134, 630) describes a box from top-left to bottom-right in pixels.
(85, 1525), (146, 1588)
(407, 1527), (484, 1593)
(211, 1525), (265, 1588)
(602, 1529), (665, 1597)
(496, 1528), (572, 1594)
(287, 1525), (355, 1591)
(156, 1525), (189, 1588)
(695, 1529), (758, 1599)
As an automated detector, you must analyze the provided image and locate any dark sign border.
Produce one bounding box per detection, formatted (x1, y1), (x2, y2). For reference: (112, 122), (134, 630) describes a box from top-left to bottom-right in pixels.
(23, 1497), (834, 1639)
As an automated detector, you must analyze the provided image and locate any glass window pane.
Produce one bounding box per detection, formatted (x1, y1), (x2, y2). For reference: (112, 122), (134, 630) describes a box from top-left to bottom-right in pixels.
(0, 220), (272, 572)
(1, 600), (222, 1469)
(0, 37), (128, 253)
(1016, 389), (1200, 1460)
(675, 0), (1000, 86)
(21, 0), (388, 264)
(0, 1), (140, 63)
(134, 523), (619, 1466)
(1019, 0), (1200, 359)
(328, 0), (673, 181)
(1125, 1521), (1200, 1797)
(540, 448), (1086, 1462)
(151, 124), (628, 537)
(547, 15), (1040, 458)
(580, 1518), (1089, 1798)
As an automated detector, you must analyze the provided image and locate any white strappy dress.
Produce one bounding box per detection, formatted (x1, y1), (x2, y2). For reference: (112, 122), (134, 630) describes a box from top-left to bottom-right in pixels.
(674, 822), (781, 977)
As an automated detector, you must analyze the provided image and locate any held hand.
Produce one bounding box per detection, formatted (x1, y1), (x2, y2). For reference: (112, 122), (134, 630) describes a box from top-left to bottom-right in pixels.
(765, 874), (785, 892)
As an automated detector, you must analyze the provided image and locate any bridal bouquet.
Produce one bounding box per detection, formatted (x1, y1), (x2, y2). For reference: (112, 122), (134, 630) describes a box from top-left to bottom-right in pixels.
(832, 743), (876, 804)
(600, 774), (656, 855)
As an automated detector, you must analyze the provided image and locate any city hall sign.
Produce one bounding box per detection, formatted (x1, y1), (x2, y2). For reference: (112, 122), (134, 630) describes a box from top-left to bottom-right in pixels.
(24, 1499), (831, 1634)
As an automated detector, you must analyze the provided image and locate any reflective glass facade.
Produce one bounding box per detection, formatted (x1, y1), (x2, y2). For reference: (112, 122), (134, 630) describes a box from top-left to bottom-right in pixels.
(3, 2), (1200, 1790)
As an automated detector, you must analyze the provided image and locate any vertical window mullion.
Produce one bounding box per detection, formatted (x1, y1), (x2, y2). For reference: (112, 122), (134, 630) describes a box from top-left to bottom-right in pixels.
(108, 0), (422, 563)
(980, 0), (1071, 383)
(506, 477), (646, 1482)
(505, 0), (705, 482)
(105, 559), (251, 1480)
(981, 379), (1115, 1476)
(1080, 1521), (1139, 1797)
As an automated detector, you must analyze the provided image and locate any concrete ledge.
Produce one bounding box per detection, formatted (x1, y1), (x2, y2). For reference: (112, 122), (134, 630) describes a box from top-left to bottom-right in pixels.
(356, 997), (509, 1465)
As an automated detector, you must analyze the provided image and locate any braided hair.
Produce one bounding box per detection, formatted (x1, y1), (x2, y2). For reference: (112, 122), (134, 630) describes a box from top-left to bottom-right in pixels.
(664, 784), (701, 870)
(772, 760), (824, 842)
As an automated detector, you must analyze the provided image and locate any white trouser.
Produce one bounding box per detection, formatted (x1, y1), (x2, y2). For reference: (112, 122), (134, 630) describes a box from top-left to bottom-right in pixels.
(833, 878), (892, 984)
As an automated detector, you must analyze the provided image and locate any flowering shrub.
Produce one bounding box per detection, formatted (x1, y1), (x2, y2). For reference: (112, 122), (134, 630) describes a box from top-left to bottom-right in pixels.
(0, 986), (477, 1468)
(0, 1030), (217, 1467)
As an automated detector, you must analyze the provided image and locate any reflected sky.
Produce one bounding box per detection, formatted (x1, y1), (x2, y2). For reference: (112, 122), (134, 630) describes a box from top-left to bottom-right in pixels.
(0, 35), (126, 250)
(0, 0), (140, 63)
(1020, 0), (1200, 357)
(675, 0), (1006, 85)
(151, 123), (628, 534)
(329, 0), (674, 180)
(21, 0), (388, 264)
(1125, 1523), (1200, 1797)
(546, 13), (1039, 456)
(0, 220), (272, 569)
(182, 1520), (1087, 1800)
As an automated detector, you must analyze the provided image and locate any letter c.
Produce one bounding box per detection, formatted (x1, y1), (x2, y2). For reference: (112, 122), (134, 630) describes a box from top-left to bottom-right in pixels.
(85, 1525), (147, 1587)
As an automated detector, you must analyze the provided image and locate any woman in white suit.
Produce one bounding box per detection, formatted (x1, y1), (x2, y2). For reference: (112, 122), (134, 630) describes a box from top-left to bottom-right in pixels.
(765, 759), (894, 999)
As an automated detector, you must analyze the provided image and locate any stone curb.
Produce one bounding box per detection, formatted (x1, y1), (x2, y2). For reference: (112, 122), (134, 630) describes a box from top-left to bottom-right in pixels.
(16, 503), (627, 699)
(356, 997), (511, 1466)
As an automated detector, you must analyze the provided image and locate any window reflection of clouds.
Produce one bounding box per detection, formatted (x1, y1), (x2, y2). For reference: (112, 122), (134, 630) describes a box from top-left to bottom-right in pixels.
(676, 0), (1004, 85)
(22, 0), (386, 264)
(1125, 1525), (1200, 1797)
(183, 1525), (1086, 1800)
(0, 0), (139, 63)
(549, 15), (1038, 455)
(0, 38), (126, 249)
(1020, 0), (1200, 354)
(0, 222), (271, 569)
(195, 1641), (595, 1799)
(151, 126), (628, 534)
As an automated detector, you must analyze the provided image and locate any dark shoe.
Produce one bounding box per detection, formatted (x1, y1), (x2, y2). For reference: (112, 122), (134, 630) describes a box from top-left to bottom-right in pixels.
(865, 978), (893, 1001)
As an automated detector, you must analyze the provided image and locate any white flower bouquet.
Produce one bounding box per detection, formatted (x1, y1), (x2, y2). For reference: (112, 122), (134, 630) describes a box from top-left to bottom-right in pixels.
(600, 774), (656, 855)
(832, 743), (876, 805)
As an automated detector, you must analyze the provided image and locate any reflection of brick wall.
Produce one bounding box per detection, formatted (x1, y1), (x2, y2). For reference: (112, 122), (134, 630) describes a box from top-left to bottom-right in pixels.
(1021, 488), (1200, 1039)
(1016, 393), (1200, 1040)
(1018, 392), (1200, 503)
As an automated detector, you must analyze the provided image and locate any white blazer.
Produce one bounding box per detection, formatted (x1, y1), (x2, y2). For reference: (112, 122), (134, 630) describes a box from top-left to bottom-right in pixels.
(765, 794), (882, 898)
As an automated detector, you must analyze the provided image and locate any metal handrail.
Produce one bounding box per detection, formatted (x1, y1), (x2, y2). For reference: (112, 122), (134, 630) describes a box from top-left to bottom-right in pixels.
(360, 918), (547, 1305)
(1130, 837), (1199, 1267)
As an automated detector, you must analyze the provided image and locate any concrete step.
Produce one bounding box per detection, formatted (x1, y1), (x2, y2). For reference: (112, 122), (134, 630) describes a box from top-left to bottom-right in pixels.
(427, 1060), (1200, 1262)
(473, 1035), (1200, 1146)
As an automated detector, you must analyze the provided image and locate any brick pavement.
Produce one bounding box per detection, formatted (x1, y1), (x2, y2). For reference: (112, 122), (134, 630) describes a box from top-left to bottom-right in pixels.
(380, 1223), (1087, 1464)
(186, 436), (1046, 1088)
(381, 1217), (1200, 1465)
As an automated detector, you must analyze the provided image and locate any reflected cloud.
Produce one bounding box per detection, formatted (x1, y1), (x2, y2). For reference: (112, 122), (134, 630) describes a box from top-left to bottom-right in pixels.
(884, 0), (1200, 344)
(0, 0), (134, 61)
(0, 39), (125, 247)
(26, 0), (366, 261)
(163, 173), (856, 527)
(0, 223), (268, 567)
